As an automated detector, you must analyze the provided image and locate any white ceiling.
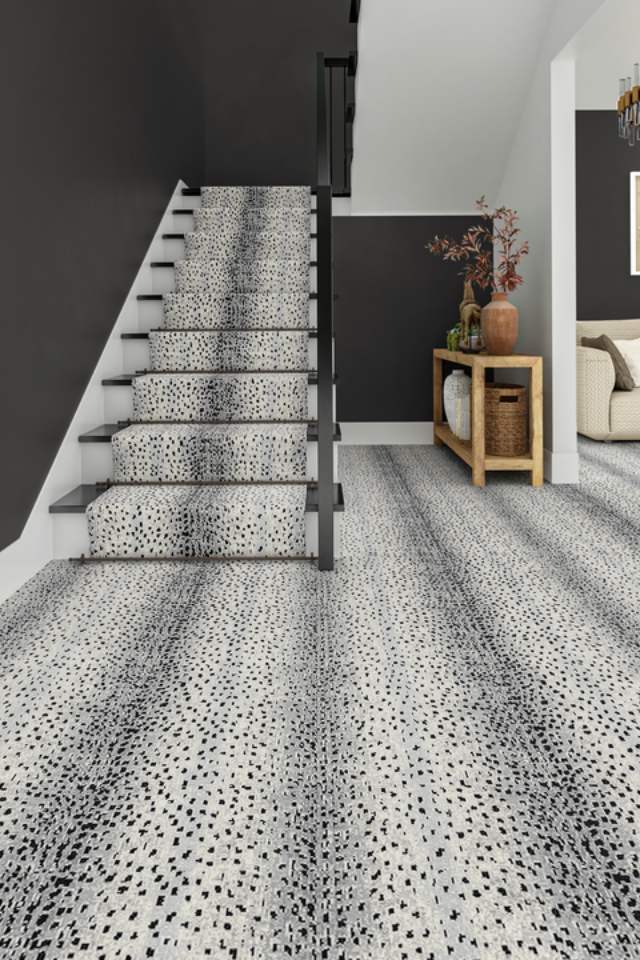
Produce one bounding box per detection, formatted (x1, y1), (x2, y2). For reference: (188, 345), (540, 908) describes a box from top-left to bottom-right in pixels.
(351, 0), (557, 213)
(574, 0), (640, 109)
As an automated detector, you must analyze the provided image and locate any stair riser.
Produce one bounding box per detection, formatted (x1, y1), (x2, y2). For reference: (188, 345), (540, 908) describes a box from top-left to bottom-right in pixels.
(51, 510), (342, 561)
(87, 485), (309, 558)
(151, 264), (317, 295)
(200, 186), (315, 209)
(164, 237), (319, 262)
(173, 210), (318, 235)
(122, 337), (328, 372)
(80, 439), (339, 484)
(184, 233), (313, 261)
(103, 383), (334, 423)
(132, 377), (310, 422)
(137, 298), (318, 333)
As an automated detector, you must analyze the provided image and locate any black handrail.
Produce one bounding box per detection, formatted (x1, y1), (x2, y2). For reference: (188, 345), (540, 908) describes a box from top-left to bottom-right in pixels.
(316, 52), (334, 571)
(324, 54), (355, 196)
(316, 50), (356, 570)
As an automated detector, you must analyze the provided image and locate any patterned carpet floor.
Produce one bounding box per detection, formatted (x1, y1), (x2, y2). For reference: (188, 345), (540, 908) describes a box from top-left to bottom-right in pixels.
(1, 441), (639, 959)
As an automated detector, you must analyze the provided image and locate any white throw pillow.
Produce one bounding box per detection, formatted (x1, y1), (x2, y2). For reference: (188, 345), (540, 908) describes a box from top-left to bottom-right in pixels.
(613, 337), (640, 387)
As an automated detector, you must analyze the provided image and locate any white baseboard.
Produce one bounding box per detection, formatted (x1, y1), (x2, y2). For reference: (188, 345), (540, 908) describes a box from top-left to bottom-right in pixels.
(341, 422), (434, 445)
(0, 179), (187, 605)
(544, 448), (580, 484)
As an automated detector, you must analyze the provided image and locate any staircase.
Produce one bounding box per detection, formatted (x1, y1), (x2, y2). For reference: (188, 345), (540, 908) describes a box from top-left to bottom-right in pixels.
(50, 186), (343, 563)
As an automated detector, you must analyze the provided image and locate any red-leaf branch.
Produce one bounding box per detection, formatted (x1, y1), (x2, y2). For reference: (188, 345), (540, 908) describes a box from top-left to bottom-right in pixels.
(426, 197), (529, 293)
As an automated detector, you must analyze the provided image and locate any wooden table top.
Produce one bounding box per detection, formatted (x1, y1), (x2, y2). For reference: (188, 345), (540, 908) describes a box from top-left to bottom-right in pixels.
(434, 349), (542, 368)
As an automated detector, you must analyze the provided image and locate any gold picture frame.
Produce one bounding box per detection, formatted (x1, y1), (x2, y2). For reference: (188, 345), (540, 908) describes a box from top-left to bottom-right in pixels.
(632, 172), (640, 275)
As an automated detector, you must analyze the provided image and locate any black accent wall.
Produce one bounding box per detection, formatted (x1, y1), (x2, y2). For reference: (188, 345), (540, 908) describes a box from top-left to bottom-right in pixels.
(334, 216), (486, 422)
(576, 110), (640, 320)
(201, 2), (356, 185)
(0, 0), (205, 550)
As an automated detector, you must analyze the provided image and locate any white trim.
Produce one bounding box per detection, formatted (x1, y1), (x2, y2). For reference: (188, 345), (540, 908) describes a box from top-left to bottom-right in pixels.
(544, 448), (580, 484)
(340, 422), (434, 445)
(345, 210), (479, 218)
(332, 197), (352, 217)
(631, 171), (640, 276)
(550, 53), (579, 466)
(0, 179), (187, 604)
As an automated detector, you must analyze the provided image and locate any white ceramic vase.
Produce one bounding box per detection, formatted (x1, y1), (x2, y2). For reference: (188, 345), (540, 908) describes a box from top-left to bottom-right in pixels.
(443, 369), (471, 440)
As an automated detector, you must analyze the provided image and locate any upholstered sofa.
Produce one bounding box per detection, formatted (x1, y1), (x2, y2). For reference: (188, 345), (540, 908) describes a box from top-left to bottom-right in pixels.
(576, 319), (640, 440)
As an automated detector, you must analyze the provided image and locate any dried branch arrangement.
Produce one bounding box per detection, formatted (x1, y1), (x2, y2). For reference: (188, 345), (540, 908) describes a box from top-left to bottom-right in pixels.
(426, 197), (529, 293)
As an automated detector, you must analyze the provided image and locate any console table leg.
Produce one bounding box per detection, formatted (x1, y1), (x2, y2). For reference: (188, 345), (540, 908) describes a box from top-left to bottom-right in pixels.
(472, 364), (486, 487)
(433, 354), (443, 445)
(531, 358), (544, 486)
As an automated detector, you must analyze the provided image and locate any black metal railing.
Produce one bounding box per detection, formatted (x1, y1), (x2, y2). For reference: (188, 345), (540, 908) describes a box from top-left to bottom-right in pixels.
(316, 52), (334, 571)
(316, 50), (356, 570)
(323, 54), (357, 197)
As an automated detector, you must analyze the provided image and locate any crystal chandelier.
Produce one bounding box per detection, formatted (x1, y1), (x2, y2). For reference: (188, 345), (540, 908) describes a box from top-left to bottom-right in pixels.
(618, 64), (640, 145)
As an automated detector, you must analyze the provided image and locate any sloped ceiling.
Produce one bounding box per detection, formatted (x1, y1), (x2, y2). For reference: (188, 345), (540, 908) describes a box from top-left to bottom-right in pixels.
(351, 0), (557, 213)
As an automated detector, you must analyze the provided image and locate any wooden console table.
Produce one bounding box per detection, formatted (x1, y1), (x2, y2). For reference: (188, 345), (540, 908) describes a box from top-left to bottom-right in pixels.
(433, 350), (544, 487)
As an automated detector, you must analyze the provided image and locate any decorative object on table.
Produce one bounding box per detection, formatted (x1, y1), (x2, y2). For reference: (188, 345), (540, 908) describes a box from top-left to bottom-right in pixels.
(618, 64), (640, 146)
(481, 292), (520, 356)
(458, 280), (483, 350)
(446, 324), (462, 352)
(426, 198), (529, 356)
(443, 369), (471, 441)
(485, 383), (529, 457)
(461, 322), (482, 353)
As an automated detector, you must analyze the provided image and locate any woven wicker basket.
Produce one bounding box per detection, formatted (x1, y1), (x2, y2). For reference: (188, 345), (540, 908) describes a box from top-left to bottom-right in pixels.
(485, 383), (529, 457)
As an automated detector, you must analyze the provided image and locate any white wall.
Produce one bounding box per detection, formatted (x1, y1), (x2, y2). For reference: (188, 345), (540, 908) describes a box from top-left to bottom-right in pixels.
(496, 0), (608, 482)
(351, 0), (555, 214)
(0, 180), (185, 604)
(576, 0), (640, 109)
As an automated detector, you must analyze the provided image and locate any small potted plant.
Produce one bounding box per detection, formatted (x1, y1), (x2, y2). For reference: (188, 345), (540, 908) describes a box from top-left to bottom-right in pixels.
(426, 198), (529, 355)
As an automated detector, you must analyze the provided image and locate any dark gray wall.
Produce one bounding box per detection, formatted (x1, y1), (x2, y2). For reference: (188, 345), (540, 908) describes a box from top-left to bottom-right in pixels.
(0, 0), (205, 550)
(334, 216), (487, 422)
(576, 110), (640, 320)
(202, 1), (356, 184)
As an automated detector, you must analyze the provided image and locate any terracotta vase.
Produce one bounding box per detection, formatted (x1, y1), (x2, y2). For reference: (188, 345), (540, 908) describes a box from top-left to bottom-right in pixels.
(481, 292), (519, 356)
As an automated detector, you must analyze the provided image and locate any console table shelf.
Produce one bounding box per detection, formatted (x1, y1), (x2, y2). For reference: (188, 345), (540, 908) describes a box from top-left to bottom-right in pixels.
(433, 349), (544, 487)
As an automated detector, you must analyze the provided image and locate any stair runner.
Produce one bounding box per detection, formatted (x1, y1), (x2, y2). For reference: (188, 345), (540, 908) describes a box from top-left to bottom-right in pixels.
(87, 186), (315, 559)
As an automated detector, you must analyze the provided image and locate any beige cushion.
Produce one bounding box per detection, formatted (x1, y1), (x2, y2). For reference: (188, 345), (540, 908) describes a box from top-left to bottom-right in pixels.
(581, 334), (635, 390)
(613, 337), (640, 386)
(576, 318), (640, 344)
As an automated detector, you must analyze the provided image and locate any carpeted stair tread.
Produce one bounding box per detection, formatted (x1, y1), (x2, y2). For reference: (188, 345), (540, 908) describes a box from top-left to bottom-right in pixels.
(90, 184), (323, 560)
(87, 484), (307, 558)
(185, 229), (311, 261)
(112, 424), (308, 482)
(201, 186), (311, 209)
(149, 330), (309, 372)
(174, 258), (310, 294)
(162, 291), (311, 330)
(132, 373), (309, 422)
(194, 208), (312, 234)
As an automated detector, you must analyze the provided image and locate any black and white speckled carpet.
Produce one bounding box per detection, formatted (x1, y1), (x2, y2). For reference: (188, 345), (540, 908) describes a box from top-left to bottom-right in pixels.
(1, 441), (639, 959)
